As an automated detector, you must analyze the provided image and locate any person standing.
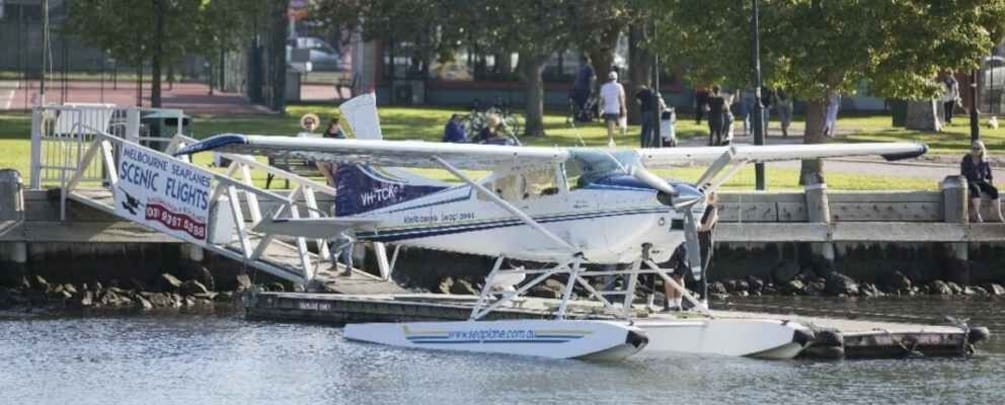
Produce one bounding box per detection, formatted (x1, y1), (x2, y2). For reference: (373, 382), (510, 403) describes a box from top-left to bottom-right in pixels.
(600, 71), (627, 147)
(571, 55), (596, 122)
(824, 93), (841, 137)
(635, 84), (665, 147)
(663, 243), (689, 311)
(697, 193), (719, 289)
(318, 117), (355, 277)
(694, 87), (710, 124)
(760, 88), (775, 136)
(706, 85), (727, 145)
(315, 117), (345, 186)
(962, 140), (1004, 222)
(775, 89), (794, 137)
(738, 90), (753, 136)
(941, 72), (961, 125)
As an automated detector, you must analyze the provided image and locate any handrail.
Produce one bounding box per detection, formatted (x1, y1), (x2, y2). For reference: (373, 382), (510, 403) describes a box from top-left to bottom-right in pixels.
(89, 131), (297, 205)
(171, 134), (337, 196)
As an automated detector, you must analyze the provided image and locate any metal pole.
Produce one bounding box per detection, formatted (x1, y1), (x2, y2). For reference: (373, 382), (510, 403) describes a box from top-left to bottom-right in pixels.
(970, 69), (980, 142)
(40, 0), (48, 106)
(751, 0), (765, 190)
(652, 19), (661, 148)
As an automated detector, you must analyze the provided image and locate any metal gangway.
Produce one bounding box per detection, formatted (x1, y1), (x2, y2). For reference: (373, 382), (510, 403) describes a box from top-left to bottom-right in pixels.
(29, 104), (399, 287)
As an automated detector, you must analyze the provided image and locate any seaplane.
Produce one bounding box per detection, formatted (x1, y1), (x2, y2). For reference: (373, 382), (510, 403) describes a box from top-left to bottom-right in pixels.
(175, 95), (928, 361)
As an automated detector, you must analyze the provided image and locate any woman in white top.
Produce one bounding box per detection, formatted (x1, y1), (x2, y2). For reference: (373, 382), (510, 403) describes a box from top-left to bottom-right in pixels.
(941, 72), (960, 125)
(599, 71), (626, 147)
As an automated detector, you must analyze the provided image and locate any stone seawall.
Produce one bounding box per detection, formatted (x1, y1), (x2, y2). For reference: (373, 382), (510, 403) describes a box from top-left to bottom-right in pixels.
(2, 241), (1004, 299)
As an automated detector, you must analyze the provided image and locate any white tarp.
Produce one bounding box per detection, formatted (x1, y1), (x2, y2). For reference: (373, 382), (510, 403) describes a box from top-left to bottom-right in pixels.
(339, 92), (383, 140)
(114, 143), (213, 244)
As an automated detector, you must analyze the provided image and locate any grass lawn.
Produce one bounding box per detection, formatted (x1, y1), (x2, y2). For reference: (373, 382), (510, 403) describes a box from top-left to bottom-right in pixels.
(0, 106), (948, 191)
(838, 114), (1004, 155)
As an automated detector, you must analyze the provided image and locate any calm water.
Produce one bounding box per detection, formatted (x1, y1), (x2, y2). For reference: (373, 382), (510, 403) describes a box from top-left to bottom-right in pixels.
(1, 297), (1002, 404)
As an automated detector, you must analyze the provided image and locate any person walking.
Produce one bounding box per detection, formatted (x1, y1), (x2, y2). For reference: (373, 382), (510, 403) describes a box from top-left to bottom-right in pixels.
(571, 55), (596, 122)
(635, 84), (665, 147)
(694, 87), (710, 124)
(706, 85), (727, 145)
(962, 140), (1004, 222)
(775, 89), (794, 137)
(941, 71), (961, 125)
(600, 71), (626, 147)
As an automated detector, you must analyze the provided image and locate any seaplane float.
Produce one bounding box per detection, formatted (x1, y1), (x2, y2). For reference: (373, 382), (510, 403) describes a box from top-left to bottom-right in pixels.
(176, 95), (927, 361)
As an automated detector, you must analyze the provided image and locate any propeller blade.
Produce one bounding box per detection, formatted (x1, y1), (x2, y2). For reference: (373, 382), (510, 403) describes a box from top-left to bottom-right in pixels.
(629, 165), (677, 196)
(683, 209), (703, 281)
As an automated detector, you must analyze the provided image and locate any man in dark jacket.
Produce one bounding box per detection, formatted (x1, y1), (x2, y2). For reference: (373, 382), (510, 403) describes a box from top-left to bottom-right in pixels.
(442, 114), (467, 143)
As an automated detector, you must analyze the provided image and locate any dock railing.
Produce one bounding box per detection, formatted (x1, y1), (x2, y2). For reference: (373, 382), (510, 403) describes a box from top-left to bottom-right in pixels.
(28, 104), (396, 284)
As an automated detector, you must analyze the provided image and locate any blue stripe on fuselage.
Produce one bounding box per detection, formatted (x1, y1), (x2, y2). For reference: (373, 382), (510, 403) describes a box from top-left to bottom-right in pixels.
(357, 207), (668, 242)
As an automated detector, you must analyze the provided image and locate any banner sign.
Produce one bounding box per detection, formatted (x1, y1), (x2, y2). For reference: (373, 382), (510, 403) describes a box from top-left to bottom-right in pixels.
(114, 144), (213, 244)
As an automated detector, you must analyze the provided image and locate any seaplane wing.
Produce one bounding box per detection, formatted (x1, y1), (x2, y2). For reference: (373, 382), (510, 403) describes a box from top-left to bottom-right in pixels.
(175, 133), (569, 170)
(637, 142), (928, 168)
(253, 217), (381, 239)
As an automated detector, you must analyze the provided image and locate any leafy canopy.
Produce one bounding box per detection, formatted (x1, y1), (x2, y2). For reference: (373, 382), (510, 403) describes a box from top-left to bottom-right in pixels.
(653, 0), (1005, 101)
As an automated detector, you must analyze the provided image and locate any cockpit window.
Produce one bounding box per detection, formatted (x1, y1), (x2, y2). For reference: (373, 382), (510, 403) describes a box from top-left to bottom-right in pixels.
(480, 167), (559, 201)
(567, 150), (639, 185)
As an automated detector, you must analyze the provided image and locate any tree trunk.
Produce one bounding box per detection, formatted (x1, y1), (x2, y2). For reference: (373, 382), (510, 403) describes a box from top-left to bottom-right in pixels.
(800, 99), (828, 185)
(523, 53), (547, 137)
(167, 63), (174, 91)
(136, 64), (143, 107)
(495, 52), (512, 77)
(270, 0), (289, 113)
(150, 0), (164, 108)
(628, 25), (653, 124)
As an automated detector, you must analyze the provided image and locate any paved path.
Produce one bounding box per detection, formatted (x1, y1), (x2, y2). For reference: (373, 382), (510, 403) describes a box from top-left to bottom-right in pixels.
(676, 126), (958, 183)
(1, 81), (271, 115)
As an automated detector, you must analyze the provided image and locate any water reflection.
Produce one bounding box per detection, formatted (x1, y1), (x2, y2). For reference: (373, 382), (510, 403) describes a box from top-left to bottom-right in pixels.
(0, 297), (1001, 404)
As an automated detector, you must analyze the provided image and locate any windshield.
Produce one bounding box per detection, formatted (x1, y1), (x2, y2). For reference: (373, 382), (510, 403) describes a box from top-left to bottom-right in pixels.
(567, 149), (639, 184)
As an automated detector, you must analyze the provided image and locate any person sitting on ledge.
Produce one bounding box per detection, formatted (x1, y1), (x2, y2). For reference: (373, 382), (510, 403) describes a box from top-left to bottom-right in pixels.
(961, 140), (1004, 222)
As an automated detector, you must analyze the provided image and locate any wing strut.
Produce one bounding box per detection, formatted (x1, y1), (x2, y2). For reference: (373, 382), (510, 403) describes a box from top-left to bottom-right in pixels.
(432, 156), (582, 256)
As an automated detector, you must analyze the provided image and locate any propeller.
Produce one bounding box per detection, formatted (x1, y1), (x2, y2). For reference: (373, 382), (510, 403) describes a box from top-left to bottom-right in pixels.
(629, 165), (706, 281)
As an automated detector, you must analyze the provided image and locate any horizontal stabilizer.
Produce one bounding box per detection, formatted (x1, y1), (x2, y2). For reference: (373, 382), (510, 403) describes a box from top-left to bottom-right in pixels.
(253, 217), (382, 239)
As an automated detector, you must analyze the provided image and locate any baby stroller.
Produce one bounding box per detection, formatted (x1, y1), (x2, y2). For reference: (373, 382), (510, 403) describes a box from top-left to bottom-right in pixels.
(568, 90), (599, 124)
(660, 107), (677, 147)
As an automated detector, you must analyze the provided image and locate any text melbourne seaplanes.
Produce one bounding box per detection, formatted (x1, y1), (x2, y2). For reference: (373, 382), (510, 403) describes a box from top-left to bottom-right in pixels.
(114, 144), (212, 244)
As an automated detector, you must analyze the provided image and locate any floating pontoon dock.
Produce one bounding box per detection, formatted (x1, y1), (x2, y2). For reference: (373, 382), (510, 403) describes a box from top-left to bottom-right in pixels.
(245, 292), (988, 360)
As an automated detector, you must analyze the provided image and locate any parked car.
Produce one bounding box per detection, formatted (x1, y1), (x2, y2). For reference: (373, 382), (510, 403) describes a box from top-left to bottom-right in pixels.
(286, 37), (343, 72)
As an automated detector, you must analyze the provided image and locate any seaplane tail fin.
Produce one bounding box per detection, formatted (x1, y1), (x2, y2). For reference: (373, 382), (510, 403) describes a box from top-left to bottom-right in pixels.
(334, 164), (448, 216)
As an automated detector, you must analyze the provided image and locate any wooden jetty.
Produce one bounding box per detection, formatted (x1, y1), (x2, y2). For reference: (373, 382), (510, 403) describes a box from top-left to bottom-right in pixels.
(245, 291), (989, 360)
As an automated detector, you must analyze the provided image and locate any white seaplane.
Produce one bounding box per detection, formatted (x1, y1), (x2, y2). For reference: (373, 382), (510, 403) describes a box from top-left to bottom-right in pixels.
(175, 98), (927, 361)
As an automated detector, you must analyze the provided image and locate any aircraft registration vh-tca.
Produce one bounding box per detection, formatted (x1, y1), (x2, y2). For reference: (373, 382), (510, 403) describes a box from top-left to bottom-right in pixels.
(176, 95), (927, 361)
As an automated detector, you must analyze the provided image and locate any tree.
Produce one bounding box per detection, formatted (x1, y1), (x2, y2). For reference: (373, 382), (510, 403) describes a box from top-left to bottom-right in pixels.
(314, 0), (466, 79)
(194, 0), (270, 94)
(68, 0), (201, 108)
(464, 0), (579, 136)
(654, 0), (1005, 183)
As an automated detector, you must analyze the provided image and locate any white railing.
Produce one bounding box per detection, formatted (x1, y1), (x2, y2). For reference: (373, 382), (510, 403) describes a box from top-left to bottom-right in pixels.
(31, 104), (395, 283)
(60, 129), (340, 283)
(30, 104), (187, 189)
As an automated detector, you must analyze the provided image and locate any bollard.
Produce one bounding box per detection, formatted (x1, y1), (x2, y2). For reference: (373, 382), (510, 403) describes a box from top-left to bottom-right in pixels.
(0, 169), (27, 285)
(941, 175), (967, 224)
(805, 182), (835, 264)
(940, 175), (969, 284)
